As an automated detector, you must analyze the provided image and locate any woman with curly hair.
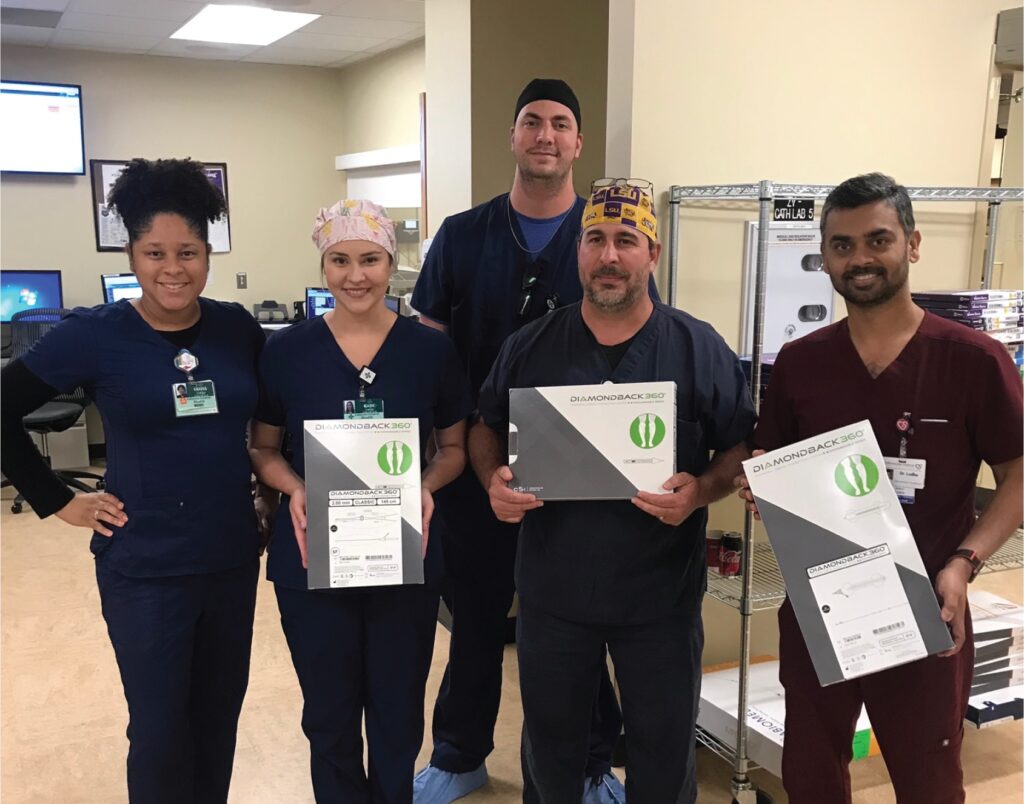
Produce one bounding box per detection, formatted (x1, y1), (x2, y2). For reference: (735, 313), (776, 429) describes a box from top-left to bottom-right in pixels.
(0, 157), (265, 803)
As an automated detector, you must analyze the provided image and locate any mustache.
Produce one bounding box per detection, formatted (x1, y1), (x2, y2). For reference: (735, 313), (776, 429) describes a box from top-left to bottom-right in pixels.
(842, 267), (884, 281)
(590, 265), (630, 280)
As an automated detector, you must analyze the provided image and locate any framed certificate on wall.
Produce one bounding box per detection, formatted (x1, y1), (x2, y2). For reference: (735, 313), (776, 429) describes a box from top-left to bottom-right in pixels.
(89, 158), (231, 253)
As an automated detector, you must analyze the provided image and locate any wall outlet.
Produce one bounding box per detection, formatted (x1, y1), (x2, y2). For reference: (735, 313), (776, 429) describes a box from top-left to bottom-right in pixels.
(236, 272), (247, 289)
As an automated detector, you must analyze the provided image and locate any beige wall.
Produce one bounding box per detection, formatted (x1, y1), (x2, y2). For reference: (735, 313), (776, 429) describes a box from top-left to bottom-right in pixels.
(468, 0), (608, 204)
(631, 0), (1017, 347)
(336, 39), (425, 156)
(626, 0), (1020, 664)
(1, 46), (345, 312)
(425, 0), (473, 234)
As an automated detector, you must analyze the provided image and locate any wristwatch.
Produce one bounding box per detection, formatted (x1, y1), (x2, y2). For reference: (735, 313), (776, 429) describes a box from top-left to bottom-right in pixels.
(946, 548), (984, 583)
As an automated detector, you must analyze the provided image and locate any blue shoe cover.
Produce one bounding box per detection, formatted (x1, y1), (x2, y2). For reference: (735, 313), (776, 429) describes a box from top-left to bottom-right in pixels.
(583, 771), (626, 804)
(413, 763), (488, 803)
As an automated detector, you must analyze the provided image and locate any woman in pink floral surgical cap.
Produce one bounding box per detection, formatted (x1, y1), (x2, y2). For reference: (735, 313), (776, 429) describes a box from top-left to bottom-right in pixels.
(249, 199), (472, 802)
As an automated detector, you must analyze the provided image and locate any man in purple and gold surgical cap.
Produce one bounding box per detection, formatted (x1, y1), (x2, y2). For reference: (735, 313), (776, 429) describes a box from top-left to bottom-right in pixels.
(469, 176), (757, 803)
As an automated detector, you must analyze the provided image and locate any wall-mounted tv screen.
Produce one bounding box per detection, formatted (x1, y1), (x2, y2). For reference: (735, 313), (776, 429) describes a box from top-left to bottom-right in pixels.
(0, 81), (85, 175)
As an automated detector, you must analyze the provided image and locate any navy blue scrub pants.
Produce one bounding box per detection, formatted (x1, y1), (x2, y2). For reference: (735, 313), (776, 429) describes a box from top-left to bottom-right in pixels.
(276, 582), (439, 804)
(430, 479), (622, 776)
(96, 558), (259, 804)
(517, 600), (703, 804)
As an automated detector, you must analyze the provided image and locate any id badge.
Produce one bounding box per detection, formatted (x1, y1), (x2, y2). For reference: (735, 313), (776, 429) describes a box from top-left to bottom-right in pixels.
(884, 457), (926, 505)
(172, 380), (219, 417)
(343, 398), (384, 420)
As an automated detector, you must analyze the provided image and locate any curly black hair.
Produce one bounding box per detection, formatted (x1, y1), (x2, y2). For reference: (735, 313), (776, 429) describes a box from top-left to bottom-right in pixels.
(106, 158), (227, 244)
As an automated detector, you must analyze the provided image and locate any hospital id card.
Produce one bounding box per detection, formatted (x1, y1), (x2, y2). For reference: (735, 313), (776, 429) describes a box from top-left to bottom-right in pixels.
(883, 457), (926, 505)
(807, 544), (928, 680)
(172, 380), (219, 417)
(327, 489), (403, 587)
(343, 398), (384, 419)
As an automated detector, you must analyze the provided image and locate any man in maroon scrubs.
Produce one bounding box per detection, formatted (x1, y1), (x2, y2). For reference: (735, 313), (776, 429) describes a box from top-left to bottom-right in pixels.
(739, 173), (1023, 804)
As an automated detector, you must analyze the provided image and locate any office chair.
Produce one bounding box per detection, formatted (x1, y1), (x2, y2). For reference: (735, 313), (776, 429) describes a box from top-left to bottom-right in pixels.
(252, 300), (289, 323)
(2, 308), (105, 514)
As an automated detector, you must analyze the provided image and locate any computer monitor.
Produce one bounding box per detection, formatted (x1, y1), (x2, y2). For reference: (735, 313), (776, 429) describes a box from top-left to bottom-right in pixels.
(0, 269), (63, 322)
(306, 287), (334, 319)
(384, 294), (402, 314)
(101, 273), (142, 303)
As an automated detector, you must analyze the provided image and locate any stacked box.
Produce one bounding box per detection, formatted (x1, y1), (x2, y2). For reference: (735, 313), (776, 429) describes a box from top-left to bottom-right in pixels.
(966, 592), (1023, 727)
(967, 592), (1024, 727)
(698, 660), (878, 777)
(912, 290), (1024, 345)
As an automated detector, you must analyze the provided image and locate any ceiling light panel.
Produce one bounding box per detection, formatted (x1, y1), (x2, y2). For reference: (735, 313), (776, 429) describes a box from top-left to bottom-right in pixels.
(171, 4), (319, 47)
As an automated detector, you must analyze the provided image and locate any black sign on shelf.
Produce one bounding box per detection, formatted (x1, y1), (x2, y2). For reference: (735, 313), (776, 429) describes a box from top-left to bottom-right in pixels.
(773, 198), (815, 222)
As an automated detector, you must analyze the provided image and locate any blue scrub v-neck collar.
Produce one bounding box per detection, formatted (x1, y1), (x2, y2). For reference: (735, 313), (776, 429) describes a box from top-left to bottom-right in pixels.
(505, 193), (585, 262)
(576, 302), (660, 383)
(314, 310), (404, 374)
(122, 296), (207, 350)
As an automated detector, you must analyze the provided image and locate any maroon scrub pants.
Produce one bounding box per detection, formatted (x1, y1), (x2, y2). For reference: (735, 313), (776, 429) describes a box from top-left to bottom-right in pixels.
(778, 600), (974, 804)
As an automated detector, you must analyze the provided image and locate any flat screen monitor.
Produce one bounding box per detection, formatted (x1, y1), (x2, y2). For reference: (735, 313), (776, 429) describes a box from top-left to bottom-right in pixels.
(0, 269), (63, 322)
(0, 81), (85, 175)
(101, 273), (142, 303)
(384, 294), (401, 314)
(306, 287), (334, 319)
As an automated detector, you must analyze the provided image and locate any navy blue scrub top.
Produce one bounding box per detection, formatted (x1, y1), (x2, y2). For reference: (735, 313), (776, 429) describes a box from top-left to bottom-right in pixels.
(255, 314), (473, 591)
(411, 193), (660, 406)
(21, 298), (264, 577)
(477, 302), (757, 625)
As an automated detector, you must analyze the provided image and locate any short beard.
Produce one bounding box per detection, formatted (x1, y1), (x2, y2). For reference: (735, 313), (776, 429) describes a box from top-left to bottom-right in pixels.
(584, 267), (645, 312)
(833, 262), (909, 308)
(516, 157), (572, 193)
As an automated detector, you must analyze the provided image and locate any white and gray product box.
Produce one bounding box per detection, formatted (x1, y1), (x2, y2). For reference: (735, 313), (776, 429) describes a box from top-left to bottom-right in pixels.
(303, 418), (422, 590)
(508, 381), (676, 500)
(743, 421), (952, 686)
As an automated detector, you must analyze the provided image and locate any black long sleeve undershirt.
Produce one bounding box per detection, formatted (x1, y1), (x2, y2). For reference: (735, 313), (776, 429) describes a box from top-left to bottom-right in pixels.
(0, 319), (202, 518)
(1, 359), (76, 517)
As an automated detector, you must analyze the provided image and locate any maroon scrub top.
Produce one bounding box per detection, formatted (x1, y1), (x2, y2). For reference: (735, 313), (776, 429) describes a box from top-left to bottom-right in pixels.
(753, 311), (1023, 578)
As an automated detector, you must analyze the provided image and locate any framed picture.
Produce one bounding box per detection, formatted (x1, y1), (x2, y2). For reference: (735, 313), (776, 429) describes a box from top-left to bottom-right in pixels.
(89, 159), (232, 253)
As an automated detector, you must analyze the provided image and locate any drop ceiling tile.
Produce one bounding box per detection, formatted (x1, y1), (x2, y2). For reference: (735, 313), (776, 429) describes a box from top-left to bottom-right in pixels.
(57, 11), (179, 36)
(323, 0), (423, 24)
(0, 0), (69, 11)
(206, 0), (339, 11)
(364, 37), (406, 55)
(339, 51), (375, 68)
(392, 23), (423, 41)
(66, 0), (202, 23)
(304, 14), (419, 40)
(0, 22), (54, 44)
(149, 37), (260, 60)
(242, 44), (356, 66)
(50, 26), (163, 50)
(274, 29), (387, 52)
(327, 52), (359, 67)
